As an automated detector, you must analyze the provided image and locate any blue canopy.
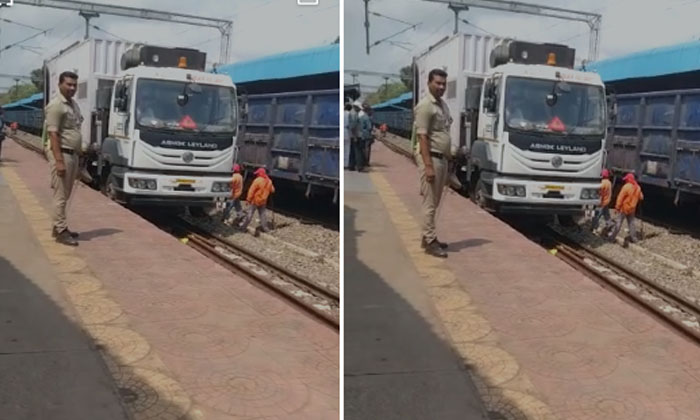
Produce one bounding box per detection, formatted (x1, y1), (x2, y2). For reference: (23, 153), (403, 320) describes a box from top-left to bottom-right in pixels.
(372, 92), (412, 110)
(585, 40), (700, 82)
(216, 44), (339, 84)
(2, 92), (43, 110)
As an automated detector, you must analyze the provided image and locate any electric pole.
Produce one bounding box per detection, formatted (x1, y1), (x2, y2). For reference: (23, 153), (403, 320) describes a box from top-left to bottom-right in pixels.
(448, 3), (469, 34)
(79, 10), (100, 39)
(364, 0), (370, 55)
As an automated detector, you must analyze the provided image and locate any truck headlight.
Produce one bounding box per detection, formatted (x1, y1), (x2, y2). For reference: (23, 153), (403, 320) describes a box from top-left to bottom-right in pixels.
(128, 177), (157, 190)
(581, 188), (598, 200)
(497, 184), (525, 197)
(212, 182), (231, 193)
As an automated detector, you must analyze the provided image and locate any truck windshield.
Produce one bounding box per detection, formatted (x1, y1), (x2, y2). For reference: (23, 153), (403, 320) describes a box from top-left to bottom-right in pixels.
(135, 79), (237, 133)
(504, 77), (605, 136)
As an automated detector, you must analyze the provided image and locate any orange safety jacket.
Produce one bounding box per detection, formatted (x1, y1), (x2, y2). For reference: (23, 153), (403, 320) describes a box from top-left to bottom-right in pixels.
(600, 178), (612, 207)
(230, 173), (243, 200)
(247, 176), (275, 207)
(615, 182), (643, 215)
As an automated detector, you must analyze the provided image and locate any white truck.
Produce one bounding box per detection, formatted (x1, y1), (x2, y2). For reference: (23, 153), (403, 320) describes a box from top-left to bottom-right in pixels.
(413, 34), (607, 217)
(44, 38), (239, 209)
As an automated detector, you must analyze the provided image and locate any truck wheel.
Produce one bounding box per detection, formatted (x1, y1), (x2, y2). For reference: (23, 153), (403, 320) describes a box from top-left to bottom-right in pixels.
(188, 206), (210, 218)
(557, 215), (577, 227)
(470, 178), (488, 208)
(101, 169), (118, 202)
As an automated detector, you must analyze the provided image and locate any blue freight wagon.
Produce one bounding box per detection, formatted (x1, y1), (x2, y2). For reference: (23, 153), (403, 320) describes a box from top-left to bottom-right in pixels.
(1, 93), (44, 134)
(607, 89), (700, 201)
(238, 89), (339, 202)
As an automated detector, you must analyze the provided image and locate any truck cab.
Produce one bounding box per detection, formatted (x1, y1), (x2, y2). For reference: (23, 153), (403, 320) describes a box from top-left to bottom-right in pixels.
(94, 45), (238, 207)
(463, 40), (607, 216)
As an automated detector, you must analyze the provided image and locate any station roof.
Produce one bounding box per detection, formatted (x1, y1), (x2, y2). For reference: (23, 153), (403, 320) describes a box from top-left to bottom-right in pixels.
(585, 40), (700, 82)
(2, 92), (43, 110)
(372, 92), (412, 110)
(216, 43), (339, 84)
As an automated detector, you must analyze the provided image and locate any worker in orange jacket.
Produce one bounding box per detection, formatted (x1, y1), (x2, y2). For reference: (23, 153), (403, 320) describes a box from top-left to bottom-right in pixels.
(608, 172), (644, 245)
(222, 164), (244, 224)
(591, 169), (613, 232)
(239, 167), (275, 233)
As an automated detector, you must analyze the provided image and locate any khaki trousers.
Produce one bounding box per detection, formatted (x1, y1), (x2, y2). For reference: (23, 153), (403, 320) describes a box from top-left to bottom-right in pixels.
(49, 151), (80, 232)
(417, 153), (449, 243)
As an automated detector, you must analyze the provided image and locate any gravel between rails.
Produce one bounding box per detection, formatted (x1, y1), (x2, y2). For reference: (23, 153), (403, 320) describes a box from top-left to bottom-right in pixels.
(554, 219), (700, 307)
(184, 210), (339, 294)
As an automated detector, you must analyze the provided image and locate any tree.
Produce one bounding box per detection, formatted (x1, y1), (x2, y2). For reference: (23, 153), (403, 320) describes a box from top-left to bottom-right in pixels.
(365, 81), (409, 106)
(30, 68), (44, 91)
(0, 83), (39, 106)
(399, 65), (413, 91)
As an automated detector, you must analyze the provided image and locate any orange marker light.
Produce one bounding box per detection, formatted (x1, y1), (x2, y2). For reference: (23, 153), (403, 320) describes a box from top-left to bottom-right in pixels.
(178, 57), (187, 68)
(547, 53), (556, 66)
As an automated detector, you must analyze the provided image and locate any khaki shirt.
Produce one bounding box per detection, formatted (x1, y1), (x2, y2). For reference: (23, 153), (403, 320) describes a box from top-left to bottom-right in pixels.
(414, 91), (452, 157)
(45, 92), (83, 152)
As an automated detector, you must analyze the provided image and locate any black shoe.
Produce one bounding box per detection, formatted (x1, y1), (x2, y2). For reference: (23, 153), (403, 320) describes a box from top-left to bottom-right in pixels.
(421, 237), (448, 249)
(55, 229), (79, 246)
(52, 227), (79, 238)
(424, 240), (447, 258)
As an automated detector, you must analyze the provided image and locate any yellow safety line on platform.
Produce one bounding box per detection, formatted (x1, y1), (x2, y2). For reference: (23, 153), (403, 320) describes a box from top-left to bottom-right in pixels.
(369, 170), (557, 420)
(0, 166), (205, 420)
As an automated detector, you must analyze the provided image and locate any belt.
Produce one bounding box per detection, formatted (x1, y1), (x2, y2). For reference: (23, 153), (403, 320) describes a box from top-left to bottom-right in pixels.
(430, 151), (446, 160)
(60, 147), (77, 155)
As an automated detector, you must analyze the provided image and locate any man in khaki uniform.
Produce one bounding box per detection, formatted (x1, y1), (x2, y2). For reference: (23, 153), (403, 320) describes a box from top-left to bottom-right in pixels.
(415, 68), (452, 258)
(46, 71), (82, 246)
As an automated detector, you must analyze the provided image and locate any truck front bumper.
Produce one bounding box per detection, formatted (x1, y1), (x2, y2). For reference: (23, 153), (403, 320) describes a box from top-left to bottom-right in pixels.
(487, 176), (599, 215)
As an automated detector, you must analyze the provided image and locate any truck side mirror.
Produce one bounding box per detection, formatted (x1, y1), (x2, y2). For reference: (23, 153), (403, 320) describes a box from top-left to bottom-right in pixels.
(114, 97), (125, 111)
(466, 86), (481, 111)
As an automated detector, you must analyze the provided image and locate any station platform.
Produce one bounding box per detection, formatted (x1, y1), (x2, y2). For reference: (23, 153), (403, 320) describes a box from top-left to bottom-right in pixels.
(345, 139), (700, 420)
(0, 139), (338, 420)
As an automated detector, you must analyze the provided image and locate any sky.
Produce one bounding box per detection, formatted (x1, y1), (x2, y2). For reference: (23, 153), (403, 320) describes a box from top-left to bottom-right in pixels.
(344, 0), (700, 92)
(0, 0), (339, 91)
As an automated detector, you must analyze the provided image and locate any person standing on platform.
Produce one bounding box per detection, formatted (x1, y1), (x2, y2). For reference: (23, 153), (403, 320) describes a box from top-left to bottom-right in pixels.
(239, 168), (275, 233)
(608, 172), (644, 246)
(591, 168), (613, 233)
(351, 100), (366, 171)
(415, 68), (452, 258)
(0, 109), (6, 162)
(45, 71), (83, 247)
(362, 104), (375, 166)
(222, 164), (244, 224)
(359, 103), (373, 168)
(344, 102), (352, 169)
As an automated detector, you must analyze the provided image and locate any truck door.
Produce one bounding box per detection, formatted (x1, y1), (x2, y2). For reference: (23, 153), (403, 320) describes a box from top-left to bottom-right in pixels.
(478, 75), (501, 142)
(111, 78), (132, 138)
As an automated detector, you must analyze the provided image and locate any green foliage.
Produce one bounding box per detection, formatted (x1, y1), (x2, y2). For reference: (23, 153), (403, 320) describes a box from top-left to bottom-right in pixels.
(0, 83), (39, 106)
(30, 68), (44, 91)
(399, 65), (413, 91)
(365, 82), (409, 106)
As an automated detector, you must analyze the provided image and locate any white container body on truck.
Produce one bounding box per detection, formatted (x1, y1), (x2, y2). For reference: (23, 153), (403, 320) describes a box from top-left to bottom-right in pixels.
(414, 35), (606, 216)
(44, 38), (239, 207)
(413, 33), (504, 156)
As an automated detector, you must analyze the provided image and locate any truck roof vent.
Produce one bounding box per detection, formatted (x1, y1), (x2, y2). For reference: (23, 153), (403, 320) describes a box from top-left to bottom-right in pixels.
(490, 40), (575, 69)
(121, 45), (207, 72)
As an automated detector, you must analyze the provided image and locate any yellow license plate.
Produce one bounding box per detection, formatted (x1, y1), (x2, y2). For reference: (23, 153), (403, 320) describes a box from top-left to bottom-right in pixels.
(175, 179), (195, 184)
(544, 185), (564, 191)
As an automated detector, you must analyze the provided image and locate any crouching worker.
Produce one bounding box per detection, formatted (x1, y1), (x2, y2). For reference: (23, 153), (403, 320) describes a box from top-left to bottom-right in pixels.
(591, 169), (613, 234)
(222, 164), (244, 224)
(608, 173), (643, 246)
(239, 168), (275, 233)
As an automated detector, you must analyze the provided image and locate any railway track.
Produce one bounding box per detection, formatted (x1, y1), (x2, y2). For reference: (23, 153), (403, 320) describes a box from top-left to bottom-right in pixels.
(543, 227), (700, 344)
(166, 217), (340, 330)
(9, 133), (340, 328)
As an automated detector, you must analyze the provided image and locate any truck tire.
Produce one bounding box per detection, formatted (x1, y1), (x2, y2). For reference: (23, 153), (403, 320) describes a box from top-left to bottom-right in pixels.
(101, 167), (118, 202)
(470, 177), (488, 209)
